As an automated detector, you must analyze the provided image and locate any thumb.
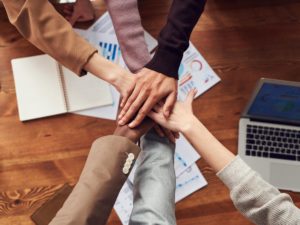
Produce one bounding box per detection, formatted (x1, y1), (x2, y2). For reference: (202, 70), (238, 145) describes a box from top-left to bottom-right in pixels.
(185, 88), (197, 104)
(163, 92), (177, 118)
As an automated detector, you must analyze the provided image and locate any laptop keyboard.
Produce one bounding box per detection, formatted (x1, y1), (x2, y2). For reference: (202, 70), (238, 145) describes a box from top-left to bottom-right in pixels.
(245, 125), (300, 161)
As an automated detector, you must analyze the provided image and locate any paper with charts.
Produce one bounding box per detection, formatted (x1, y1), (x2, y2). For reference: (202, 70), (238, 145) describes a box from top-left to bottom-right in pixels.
(114, 135), (208, 225)
(178, 42), (221, 100)
(114, 164), (207, 225)
(128, 135), (201, 183)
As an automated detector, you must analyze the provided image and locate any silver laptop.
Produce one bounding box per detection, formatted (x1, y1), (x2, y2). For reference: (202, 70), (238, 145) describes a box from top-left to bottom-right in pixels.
(238, 78), (300, 192)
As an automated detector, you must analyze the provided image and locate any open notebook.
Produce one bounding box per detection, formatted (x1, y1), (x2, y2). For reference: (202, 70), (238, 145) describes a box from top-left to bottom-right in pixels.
(12, 54), (113, 121)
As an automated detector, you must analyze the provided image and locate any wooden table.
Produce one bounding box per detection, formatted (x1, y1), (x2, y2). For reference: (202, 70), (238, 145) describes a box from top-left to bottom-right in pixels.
(1, 0), (300, 224)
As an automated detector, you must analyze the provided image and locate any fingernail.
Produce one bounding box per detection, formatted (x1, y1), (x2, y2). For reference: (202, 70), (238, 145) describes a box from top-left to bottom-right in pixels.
(129, 122), (134, 128)
(119, 120), (125, 125)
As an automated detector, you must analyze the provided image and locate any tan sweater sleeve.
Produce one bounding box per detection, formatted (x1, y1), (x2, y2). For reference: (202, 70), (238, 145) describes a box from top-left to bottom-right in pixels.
(49, 135), (141, 225)
(217, 156), (300, 225)
(2, 0), (97, 76)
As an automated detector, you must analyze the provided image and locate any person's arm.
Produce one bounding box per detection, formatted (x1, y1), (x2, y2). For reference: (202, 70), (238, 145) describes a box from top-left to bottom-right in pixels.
(129, 129), (176, 225)
(217, 156), (300, 225)
(146, 0), (206, 79)
(49, 135), (140, 225)
(104, 0), (178, 142)
(49, 120), (153, 225)
(104, 0), (151, 73)
(2, 0), (136, 98)
(2, 0), (95, 76)
(105, 0), (178, 125)
(118, 0), (206, 128)
(148, 89), (300, 225)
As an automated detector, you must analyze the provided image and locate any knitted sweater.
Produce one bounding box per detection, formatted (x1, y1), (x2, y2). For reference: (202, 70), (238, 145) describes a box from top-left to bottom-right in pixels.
(217, 156), (300, 225)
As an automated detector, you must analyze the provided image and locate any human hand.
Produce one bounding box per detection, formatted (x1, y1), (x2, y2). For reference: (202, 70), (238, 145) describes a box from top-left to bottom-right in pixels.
(84, 53), (136, 107)
(114, 121), (178, 143)
(112, 70), (136, 103)
(115, 100), (178, 143)
(114, 118), (154, 143)
(118, 68), (178, 128)
(148, 89), (197, 133)
(153, 124), (179, 143)
(63, 0), (95, 26)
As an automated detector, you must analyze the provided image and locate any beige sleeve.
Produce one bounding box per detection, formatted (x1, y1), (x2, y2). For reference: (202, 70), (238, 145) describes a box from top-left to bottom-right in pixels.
(50, 135), (140, 225)
(2, 0), (97, 76)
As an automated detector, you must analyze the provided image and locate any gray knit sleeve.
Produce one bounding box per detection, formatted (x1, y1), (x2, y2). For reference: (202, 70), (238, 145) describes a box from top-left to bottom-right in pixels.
(217, 156), (300, 225)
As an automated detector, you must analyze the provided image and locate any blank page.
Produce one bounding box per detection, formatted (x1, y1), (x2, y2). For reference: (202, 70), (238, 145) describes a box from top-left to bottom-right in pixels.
(61, 66), (113, 112)
(12, 55), (67, 121)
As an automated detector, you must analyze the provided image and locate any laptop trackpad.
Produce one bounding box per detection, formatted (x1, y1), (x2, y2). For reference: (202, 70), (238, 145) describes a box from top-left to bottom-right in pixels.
(270, 162), (300, 190)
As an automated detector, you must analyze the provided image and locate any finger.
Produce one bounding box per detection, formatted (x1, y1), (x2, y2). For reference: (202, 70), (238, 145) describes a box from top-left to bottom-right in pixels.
(119, 86), (140, 118)
(118, 86), (141, 120)
(147, 111), (164, 124)
(118, 92), (147, 125)
(128, 95), (160, 128)
(120, 87), (134, 109)
(185, 88), (197, 104)
(153, 125), (165, 137)
(161, 127), (176, 143)
(120, 96), (127, 109)
(163, 92), (177, 118)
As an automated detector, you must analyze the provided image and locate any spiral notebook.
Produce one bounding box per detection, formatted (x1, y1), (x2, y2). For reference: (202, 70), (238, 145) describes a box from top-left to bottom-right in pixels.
(12, 54), (113, 121)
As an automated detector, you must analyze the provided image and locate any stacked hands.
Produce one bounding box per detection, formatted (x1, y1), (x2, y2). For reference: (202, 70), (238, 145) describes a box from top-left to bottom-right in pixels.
(113, 66), (197, 142)
(113, 67), (183, 142)
(64, 0), (196, 142)
(59, 0), (184, 142)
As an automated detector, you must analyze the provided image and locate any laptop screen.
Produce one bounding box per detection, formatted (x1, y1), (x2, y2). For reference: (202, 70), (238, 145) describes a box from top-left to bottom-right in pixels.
(246, 82), (300, 124)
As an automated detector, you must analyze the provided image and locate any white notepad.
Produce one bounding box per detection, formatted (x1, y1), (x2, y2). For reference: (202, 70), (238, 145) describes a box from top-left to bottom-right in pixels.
(12, 54), (113, 121)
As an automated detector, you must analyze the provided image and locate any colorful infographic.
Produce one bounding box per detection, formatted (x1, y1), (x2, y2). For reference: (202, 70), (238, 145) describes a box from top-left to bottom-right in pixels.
(178, 43), (221, 100)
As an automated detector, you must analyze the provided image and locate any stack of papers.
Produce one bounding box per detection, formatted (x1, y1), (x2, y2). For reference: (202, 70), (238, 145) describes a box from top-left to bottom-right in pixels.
(72, 12), (221, 225)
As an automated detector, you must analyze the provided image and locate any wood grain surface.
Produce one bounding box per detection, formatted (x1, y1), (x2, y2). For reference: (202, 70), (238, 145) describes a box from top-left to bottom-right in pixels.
(1, 0), (300, 224)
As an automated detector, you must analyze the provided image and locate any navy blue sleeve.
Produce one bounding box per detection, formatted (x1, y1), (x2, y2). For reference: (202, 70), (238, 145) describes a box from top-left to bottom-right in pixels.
(145, 0), (206, 79)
